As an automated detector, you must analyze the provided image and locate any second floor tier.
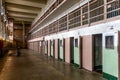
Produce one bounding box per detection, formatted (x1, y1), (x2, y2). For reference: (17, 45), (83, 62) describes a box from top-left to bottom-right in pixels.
(28, 0), (120, 40)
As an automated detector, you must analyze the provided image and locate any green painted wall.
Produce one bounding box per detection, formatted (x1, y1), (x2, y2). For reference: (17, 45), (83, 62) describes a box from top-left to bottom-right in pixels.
(103, 47), (118, 78)
(74, 47), (80, 65)
(60, 47), (63, 60)
(51, 46), (53, 56)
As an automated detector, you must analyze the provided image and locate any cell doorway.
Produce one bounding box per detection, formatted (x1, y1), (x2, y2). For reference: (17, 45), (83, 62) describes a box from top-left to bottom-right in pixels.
(93, 34), (102, 73)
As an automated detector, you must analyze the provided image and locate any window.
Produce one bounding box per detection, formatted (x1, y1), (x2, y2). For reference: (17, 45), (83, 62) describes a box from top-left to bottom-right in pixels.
(49, 23), (53, 34)
(59, 40), (63, 46)
(68, 8), (81, 29)
(82, 4), (89, 25)
(89, 0), (104, 23)
(74, 39), (78, 47)
(51, 40), (54, 46)
(59, 15), (67, 31)
(105, 36), (114, 49)
(53, 21), (58, 33)
(107, 0), (120, 18)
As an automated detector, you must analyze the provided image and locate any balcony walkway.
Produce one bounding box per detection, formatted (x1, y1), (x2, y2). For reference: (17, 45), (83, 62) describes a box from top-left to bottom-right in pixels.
(0, 49), (105, 80)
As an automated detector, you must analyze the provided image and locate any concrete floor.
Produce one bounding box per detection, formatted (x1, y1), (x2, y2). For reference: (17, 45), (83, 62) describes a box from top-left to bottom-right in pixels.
(0, 49), (105, 80)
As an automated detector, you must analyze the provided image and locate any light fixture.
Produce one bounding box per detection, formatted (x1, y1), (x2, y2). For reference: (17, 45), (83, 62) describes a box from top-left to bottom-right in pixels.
(110, 26), (113, 30)
(82, 15), (85, 18)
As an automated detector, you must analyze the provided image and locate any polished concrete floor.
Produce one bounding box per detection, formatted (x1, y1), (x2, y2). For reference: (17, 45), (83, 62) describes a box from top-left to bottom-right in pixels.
(0, 49), (106, 80)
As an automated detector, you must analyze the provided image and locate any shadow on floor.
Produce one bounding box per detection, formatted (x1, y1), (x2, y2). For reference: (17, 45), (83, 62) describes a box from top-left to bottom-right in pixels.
(0, 50), (10, 73)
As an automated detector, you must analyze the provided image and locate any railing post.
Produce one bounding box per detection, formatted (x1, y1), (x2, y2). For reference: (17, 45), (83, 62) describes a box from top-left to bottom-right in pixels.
(88, 1), (90, 26)
(104, 0), (107, 20)
(67, 14), (69, 31)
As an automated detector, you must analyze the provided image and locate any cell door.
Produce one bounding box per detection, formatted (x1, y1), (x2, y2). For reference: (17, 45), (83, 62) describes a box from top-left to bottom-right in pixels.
(63, 39), (65, 62)
(39, 41), (41, 53)
(93, 34), (102, 73)
(58, 39), (60, 59)
(42, 41), (45, 54)
(59, 39), (65, 61)
(37, 41), (39, 52)
(74, 38), (80, 67)
(45, 41), (48, 55)
(53, 40), (55, 58)
(70, 37), (74, 64)
(50, 40), (55, 58)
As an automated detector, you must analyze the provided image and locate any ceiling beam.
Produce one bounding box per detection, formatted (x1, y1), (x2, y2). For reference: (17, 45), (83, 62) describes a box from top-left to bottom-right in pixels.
(14, 19), (33, 22)
(14, 21), (31, 24)
(8, 11), (38, 16)
(5, 0), (45, 8)
(6, 3), (41, 11)
(8, 13), (36, 18)
(6, 6), (40, 14)
(13, 18), (34, 22)
(24, 0), (47, 4)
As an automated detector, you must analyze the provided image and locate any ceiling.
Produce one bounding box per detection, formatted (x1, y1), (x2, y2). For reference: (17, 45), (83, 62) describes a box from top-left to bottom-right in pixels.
(4, 0), (47, 26)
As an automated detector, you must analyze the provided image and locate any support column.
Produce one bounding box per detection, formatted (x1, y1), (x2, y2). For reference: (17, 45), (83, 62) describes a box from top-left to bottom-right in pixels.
(0, 1), (2, 38)
(9, 19), (14, 49)
(22, 22), (25, 48)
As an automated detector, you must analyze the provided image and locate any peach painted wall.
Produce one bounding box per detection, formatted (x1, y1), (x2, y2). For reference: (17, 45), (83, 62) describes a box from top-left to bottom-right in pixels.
(48, 40), (50, 56)
(65, 38), (70, 63)
(82, 35), (93, 71)
(55, 39), (58, 59)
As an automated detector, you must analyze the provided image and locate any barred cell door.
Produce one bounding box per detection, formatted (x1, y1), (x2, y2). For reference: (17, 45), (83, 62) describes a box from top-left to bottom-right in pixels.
(58, 39), (65, 61)
(70, 37), (74, 64)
